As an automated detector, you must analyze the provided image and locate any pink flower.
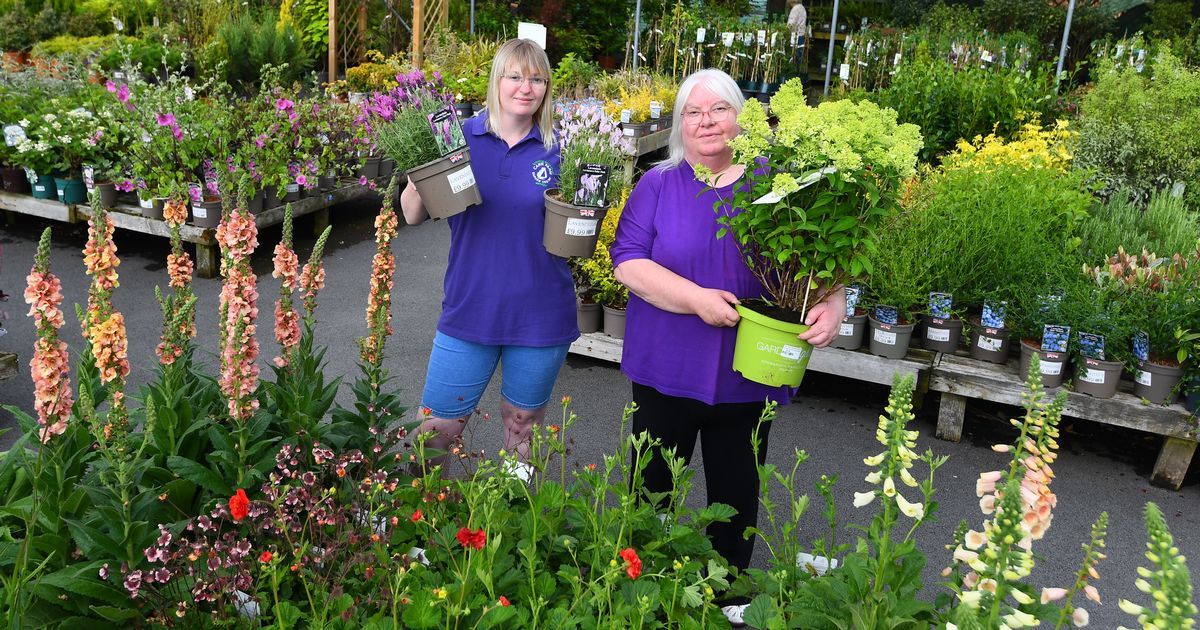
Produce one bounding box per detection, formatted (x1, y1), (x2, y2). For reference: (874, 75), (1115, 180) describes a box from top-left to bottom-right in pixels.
(155, 112), (176, 127)
(275, 98), (294, 112)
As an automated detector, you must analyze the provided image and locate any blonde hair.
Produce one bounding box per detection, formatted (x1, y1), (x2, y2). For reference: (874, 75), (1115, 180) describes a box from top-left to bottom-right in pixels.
(657, 69), (745, 170)
(485, 39), (555, 151)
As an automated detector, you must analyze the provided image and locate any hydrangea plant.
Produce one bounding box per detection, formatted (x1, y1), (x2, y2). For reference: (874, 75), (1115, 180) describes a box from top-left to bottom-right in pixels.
(707, 79), (923, 320)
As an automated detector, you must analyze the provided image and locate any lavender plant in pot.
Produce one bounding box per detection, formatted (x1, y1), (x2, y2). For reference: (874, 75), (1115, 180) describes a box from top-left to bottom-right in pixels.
(543, 107), (632, 258)
(709, 85), (922, 385)
(371, 70), (481, 220)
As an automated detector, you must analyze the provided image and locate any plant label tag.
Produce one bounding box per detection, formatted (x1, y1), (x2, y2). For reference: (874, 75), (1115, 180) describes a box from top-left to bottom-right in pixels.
(839, 323), (855, 337)
(83, 166), (95, 189)
(573, 163), (610, 208)
(981, 301), (1006, 329)
(976, 335), (1003, 352)
(34, 184), (45, 193)
(723, 32), (735, 46)
(757, 30), (767, 45)
(780, 344), (807, 361)
(874, 329), (897, 346)
(1041, 361), (1062, 376)
(845, 284), (861, 313)
(138, 197), (153, 209)
(650, 101), (663, 118)
(1078, 332), (1105, 360)
(1136, 370), (1152, 386)
(1079, 368), (1106, 384)
(927, 326), (951, 342)
(427, 107), (467, 155)
(286, 183), (300, 193)
(874, 305), (899, 325)
(894, 53), (902, 67)
(839, 63), (850, 80)
(620, 108), (632, 124)
(982, 51), (993, 63)
(446, 167), (476, 195)
(928, 292), (952, 319)
(1171, 181), (1186, 197)
(743, 33), (754, 46)
(696, 27), (706, 43)
(564, 217), (597, 237)
(771, 32), (777, 46)
(751, 191), (784, 205)
(193, 205), (207, 219)
(1042, 325), (1069, 353)
(1115, 44), (1124, 58)
(1133, 330), (1150, 362)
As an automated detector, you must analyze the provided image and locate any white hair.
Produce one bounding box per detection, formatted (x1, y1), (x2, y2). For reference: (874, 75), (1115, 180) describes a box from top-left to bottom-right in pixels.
(656, 69), (746, 170)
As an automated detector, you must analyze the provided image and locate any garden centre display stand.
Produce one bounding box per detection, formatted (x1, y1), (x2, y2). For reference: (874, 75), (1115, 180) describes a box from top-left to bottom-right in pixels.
(930, 353), (1198, 491)
(1, 178), (390, 279)
(0, 352), (17, 382)
(622, 128), (671, 183)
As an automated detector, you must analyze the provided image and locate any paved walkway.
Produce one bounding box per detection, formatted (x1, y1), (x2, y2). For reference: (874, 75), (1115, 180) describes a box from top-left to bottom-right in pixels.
(1, 195), (1196, 627)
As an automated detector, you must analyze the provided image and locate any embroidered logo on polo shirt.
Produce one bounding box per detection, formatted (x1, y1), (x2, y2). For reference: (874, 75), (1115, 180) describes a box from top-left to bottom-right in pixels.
(530, 160), (554, 187)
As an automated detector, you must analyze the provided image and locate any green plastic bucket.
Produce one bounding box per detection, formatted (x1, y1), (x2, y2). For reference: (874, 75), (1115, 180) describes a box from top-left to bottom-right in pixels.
(732, 304), (813, 387)
(31, 173), (56, 199)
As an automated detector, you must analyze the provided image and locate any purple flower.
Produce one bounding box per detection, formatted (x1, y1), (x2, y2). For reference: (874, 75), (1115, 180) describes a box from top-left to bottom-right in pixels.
(105, 81), (117, 93)
(155, 112), (176, 127)
(115, 179), (136, 192)
(296, 174), (308, 187)
(254, 135), (266, 149)
(275, 98), (294, 112)
(171, 125), (183, 141)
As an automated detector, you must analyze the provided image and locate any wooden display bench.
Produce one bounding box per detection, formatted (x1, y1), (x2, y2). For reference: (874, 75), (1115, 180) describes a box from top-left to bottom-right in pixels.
(1, 179), (390, 279)
(569, 331), (937, 397)
(0, 351), (16, 382)
(621, 128), (671, 183)
(930, 353), (1198, 490)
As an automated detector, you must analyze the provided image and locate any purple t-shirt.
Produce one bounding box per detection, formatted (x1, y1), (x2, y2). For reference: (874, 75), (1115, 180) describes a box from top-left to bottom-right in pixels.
(437, 114), (578, 347)
(610, 160), (791, 405)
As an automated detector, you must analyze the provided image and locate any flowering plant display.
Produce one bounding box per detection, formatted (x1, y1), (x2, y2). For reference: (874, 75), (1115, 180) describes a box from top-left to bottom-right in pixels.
(579, 188), (630, 309)
(369, 69), (460, 172)
(705, 78), (922, 321)
(555, 107), (633, 208)
(14, 102), (106, 176)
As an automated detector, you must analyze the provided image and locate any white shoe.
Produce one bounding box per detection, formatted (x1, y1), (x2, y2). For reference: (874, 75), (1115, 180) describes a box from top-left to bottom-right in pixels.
(722, 604), (748, 626)
(502, 460), (534, 483)
(796, 551), (839, 576)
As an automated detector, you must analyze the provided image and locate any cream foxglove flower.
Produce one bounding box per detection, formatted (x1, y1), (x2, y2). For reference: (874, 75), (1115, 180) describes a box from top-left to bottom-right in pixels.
(883, 476), (896, 497)
(863, 452), (885, 466)
(895, 491), (924, 519)
(899, 467), (918, 487)
(853, 491), (876, 508)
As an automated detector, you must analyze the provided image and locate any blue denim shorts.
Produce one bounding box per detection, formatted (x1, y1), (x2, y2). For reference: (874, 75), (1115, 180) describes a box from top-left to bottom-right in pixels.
(420, 331), (571, 418)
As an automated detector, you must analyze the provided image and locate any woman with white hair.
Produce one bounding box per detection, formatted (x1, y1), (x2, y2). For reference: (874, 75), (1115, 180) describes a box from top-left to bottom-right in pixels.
(401, 39), (575, 478)
(610, 68), (844, 624)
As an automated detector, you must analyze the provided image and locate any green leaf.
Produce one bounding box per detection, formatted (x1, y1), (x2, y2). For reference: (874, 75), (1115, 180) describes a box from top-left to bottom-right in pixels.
(696, 503), (737, 525)
(166, 456), (233, 496)
(745, 594), (780, 628)
(89, 605), (141, 623)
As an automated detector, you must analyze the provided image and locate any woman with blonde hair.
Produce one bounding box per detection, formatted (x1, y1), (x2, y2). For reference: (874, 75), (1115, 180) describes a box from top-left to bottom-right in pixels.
(401, 39), (574, 479)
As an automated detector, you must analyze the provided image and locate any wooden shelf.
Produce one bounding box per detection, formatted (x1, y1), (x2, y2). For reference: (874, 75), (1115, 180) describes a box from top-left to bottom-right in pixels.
(0, 351), (16, 382)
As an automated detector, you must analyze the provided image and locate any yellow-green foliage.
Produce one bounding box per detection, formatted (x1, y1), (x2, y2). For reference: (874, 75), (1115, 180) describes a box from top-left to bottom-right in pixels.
(603, 86), (654, 123)
(580, 188), (629, 308)
(943, 119), (1074, 173)
(345, 51), (407, 93)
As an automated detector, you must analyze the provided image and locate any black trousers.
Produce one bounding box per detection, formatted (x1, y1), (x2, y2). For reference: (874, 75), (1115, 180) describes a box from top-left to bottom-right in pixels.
(629, 382), (772, 572)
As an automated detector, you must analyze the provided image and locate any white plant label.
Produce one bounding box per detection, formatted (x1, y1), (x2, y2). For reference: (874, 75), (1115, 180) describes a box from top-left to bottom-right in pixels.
(1041, 361), (1062, 376)
(139, 197), (154, 209)
(839, 63), (850, 80)
(446, 168), (476, 195)
(723, 32), (735, 47)
(34, 185), (46, 193)
(894, 53), (902, 66)
(976, 335), (1003, 352)
(780, 345), (806, 361)
(564, 218), (597, 237)
(839, 323), (855, 337)
(1136, 370), (1152, 386)
(650, 102), (662, 118)
(286, 183), (300, 193)
(757, 30), (766, 45)
(926, 327), (951, 342)
(620, 109), (631, 124)
(696, 28), (706, 43)
(873, 329), (897, 346)
(193, 206), (207, 219)
(1079, 368), (1106, 384)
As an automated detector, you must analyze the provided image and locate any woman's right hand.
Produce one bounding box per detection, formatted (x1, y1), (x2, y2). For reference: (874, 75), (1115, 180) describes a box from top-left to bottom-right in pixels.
(691, 288), (741, 327)
(399, 178), (430, 225)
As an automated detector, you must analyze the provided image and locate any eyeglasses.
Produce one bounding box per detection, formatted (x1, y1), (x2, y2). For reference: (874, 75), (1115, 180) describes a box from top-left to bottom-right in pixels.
(682, 104), (734, 124)
(502, 74), (548, 88)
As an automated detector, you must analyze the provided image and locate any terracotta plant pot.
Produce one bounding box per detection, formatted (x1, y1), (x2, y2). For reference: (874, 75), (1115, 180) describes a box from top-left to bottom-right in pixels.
(577, 301), (601, 334)
(1074, 356), (1124, 399)
(543, 189), (608, 258)
(406, 148), (480, 220)
(1134, 360), (1183, 405)
(0, 166), (30, 193)
(867, 316), (915, 360)
(969, 321), (1011, 364)
(191, 198), (222, 228)
(1018, 340), (1068, 388)
(602, 305), (626, 339)
(922, 316), (963, 353)
(831, 310), (867, 351)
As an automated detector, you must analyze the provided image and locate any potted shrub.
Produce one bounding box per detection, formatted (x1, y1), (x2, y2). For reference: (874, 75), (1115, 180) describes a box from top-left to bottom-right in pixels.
(543, 107), (632, 258)
(867, 202), (937, 358)
(571, 259), (602, 334)
(1070, 273), (1134, 400)
(604, 85), (660, 137)
(968, 298), (1014, 365)
(710, 81), (922, 386)
(13, 117), (59, 200)
(84, 157), (122, 209)
(372, 70), (481, 220)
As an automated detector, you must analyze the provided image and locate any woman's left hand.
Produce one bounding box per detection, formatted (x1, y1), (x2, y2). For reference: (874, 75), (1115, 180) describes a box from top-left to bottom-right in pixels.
(797, 289), (848, 348)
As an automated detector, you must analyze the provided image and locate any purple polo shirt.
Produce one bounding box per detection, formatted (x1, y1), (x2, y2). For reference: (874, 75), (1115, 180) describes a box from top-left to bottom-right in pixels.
(610, 160), (791, 405)
(437, 113), (578, 347)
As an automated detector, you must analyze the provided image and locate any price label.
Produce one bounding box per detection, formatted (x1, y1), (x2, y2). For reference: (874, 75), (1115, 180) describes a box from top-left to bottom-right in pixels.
(696, 27), (706, 43)
(926, 327), (951, 342)
(193, 205), (207, 219)
(894, 53), (902, 66)
(1136, 370), (1152, 386)
(1079, 368), (1106, 384)
(781, 344), (807, 361)
(873, 329), (896, 346)
(139, 197), (154, 209)
(34, 184), (46, 193)
(976, 335), (1003, 352)
(620, 109), (632, 124)
(839, 323), (855, 337)
(446, 167), (476, 194)
(286, 183), (300, 193)
(757, 30), (766, 45)
(722, 32), (735, 46)
(839, 63), (850, 80)
(1040, 361), (1062, 376)
(564, 218), (597, 237)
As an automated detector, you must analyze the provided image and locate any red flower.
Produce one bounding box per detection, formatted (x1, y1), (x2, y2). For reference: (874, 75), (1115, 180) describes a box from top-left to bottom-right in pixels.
(620, 547), (642, 579)
(411, 510), (423, 522)
(499, 595), (511, 607)
(229, 489), (250, 522)
(456, 527), (486, 550)
(259, 551), (273, 563)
